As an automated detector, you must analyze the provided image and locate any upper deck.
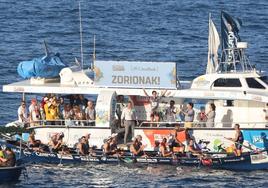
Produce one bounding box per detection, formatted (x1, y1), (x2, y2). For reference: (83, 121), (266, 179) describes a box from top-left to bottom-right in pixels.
(2, 74), (268, 103)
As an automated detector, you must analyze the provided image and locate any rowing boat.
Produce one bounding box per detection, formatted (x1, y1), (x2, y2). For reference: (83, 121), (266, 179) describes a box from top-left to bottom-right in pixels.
(17, 149), (268, 171)
(0, 165), (25, 183)
(1, 138), (268, 171)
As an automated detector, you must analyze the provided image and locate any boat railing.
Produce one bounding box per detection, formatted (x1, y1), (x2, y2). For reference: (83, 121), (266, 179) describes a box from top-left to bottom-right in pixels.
(26, 119), (267, 128)
(28, 119), (96, 127)
(217, 45), (253, 73)
(138, 121), (268, 128)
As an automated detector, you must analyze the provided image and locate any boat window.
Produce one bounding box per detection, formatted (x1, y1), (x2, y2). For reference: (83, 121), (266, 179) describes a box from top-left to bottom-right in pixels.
(223, 100), (234, 107)
(259, 76), (268, 85)
(213, 78), (242, 87)
(246, 78), (265, 89)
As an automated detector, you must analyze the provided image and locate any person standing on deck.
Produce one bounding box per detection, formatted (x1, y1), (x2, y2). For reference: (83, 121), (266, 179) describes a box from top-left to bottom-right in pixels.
(166, 100), (177, 123)
(143, 89), (168, 125)
(264, 103), (268, 127)
(85, 101), (96, 126)
(115, 95), (125, 121)
(180, 102), (195, 128)
(226, 124), (244, 156)
(196, 106), (207, 127)
(121, 101), (137, 144)
(17, 101), (28, 126)
(206, 103), (216, 127)
(62, 104), (74, 126)
(29, 98), (41, 126)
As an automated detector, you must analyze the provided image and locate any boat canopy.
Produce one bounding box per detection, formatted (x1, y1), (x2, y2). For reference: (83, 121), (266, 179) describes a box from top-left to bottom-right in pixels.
(2, 78), (268, 103)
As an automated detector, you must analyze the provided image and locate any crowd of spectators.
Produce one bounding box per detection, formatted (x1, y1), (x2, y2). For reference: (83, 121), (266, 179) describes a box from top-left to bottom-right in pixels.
(17, 94), (96, 127)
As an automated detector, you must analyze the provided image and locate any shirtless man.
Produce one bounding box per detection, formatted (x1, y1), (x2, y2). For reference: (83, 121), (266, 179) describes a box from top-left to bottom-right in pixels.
(226, 124), (244, 156)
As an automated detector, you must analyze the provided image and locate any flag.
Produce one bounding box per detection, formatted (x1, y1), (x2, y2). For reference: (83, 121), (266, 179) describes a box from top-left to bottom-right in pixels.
(221, 11), (242, 50)
(206, 14), (220, 74)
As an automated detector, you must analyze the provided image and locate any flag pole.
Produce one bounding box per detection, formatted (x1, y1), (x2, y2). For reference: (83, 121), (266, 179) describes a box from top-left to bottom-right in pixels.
(79, 2), (84, 71)
(92, 35), (96, 70)
(207, 13), (212, 74)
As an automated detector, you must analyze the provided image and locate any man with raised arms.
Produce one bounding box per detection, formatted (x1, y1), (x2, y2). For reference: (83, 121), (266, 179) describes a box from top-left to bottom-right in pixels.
(143, 89), (168, 125)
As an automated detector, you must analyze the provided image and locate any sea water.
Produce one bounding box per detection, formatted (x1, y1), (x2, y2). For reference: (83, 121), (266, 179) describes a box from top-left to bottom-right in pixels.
(0, 0), (267, 187)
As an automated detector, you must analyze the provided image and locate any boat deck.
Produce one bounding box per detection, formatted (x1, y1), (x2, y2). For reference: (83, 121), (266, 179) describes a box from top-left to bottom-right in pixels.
(3, 80), (268, 102)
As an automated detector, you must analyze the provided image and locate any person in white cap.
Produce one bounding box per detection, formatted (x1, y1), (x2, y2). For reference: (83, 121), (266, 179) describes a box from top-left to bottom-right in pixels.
(85, 101), (96, 126)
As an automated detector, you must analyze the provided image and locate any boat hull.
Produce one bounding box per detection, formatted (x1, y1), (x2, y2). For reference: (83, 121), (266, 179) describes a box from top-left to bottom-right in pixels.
(17, 150), (268, 171)
(212, 151), (268, 171)
(30, 126), (268, 152)
(0, 166), (24, 183)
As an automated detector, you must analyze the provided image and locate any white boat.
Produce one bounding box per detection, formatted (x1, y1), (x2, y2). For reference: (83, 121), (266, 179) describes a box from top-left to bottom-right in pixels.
(2, 13), (268, 153)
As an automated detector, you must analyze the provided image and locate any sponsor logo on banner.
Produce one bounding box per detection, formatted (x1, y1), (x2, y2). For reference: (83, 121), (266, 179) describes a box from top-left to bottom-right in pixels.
(143, 129), (186, 146)
(250, 152), (268, 164)
(57, 154), (73, 160)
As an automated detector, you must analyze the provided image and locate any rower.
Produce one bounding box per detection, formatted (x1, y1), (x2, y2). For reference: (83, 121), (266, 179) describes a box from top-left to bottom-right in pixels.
(226, 124), (244, 156)
(170, 125), (185, 153)
(103, 133), (120, 156)
(0, 146), (5, 159)
(0, 148), (16, 167)
(187, 138), (203, 157)
(49, 132), (64, 153)
(77, 136), (89, 155)
(28, 132), (42, 151)
(130, 135), (147, 157)
(160, 138), (173, 157)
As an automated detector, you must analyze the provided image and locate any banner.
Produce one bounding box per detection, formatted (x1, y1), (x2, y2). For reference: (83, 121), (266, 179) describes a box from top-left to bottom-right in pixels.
(94, 61), (177, 89)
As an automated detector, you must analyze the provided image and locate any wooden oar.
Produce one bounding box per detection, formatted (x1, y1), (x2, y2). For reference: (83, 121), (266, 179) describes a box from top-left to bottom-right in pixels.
(223, 137), (254, 151)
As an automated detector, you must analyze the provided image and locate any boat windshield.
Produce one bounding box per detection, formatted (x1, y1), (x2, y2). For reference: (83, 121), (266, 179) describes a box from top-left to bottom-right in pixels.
(259, 76), (268, 85)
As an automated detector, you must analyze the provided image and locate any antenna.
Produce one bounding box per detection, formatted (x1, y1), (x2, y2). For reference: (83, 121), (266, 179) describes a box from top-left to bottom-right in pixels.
(43, 40), (49, 56)
(92, 35), (96, 70)
(79, 2), (84, 70)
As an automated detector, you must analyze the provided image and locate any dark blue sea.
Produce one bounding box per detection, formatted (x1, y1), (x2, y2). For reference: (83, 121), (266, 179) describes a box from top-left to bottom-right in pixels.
(0, 0), (268, 187)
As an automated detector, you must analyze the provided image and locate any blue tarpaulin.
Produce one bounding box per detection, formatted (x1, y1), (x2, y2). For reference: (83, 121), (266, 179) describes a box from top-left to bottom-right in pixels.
(17, 53), (66, 79)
